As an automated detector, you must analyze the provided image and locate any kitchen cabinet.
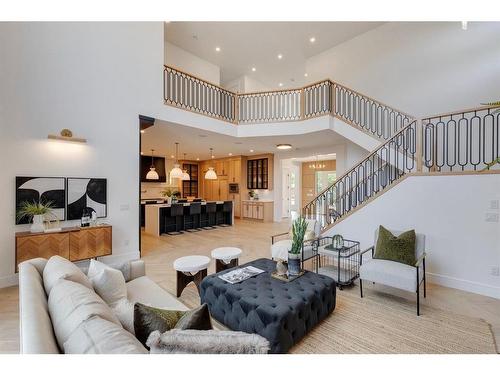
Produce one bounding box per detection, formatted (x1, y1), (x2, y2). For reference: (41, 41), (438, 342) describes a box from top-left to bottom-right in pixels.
(228, 159), (241, 183)
(229, 193), (240, 217)
(241, 200), (273, 222)
(247, 158), (269, 190)
(204, 177), (228, 201)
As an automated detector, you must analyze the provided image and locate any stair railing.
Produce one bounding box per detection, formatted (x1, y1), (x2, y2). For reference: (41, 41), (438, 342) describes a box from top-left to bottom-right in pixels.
(303, 120), (418, 230)
(422, 106), (500, 172)
(164, 66), (412, 140)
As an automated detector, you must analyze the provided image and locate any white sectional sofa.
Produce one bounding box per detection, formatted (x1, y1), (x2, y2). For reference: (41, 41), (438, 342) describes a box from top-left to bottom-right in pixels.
(18, 257), (188, 354)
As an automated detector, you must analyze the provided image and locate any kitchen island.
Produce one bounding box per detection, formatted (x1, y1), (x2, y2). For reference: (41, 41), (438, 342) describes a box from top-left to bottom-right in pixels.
(144, 201), (233, 236)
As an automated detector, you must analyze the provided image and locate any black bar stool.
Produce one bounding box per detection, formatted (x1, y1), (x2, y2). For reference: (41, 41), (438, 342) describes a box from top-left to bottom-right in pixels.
(201, 202), (217, 230)
(165, 203), (184, 235)
(184, 202), (201, 232)
(216, 201), (233, 227)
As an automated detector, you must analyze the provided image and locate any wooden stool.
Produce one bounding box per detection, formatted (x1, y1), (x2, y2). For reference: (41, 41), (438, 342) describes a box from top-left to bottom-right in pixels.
(211, 247), (242, 273)
(173, 255), (210, 297)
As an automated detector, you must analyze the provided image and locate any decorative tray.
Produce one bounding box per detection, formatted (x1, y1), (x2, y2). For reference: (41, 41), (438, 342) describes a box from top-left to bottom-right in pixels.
(271, 270), (305, 282)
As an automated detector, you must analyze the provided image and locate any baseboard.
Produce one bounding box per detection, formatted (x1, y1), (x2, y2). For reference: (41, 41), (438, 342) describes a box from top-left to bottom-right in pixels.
(427, 272), (500, 299)
(0, 273), (19, 289)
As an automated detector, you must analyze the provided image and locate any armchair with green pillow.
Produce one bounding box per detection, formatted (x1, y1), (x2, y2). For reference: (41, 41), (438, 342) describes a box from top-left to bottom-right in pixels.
(359, 226), (427, 315)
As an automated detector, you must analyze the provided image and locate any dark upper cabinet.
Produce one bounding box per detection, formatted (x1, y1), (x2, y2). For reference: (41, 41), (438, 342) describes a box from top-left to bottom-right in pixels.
(247, 158), (268, 190)
(140, 155), (166, 182)
(182, 163), (198, 197)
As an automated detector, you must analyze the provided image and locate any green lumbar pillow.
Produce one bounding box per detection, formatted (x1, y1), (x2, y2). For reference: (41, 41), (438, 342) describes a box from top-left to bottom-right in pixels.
(373, 226), (416, 266)
(134, 303), (212, 348)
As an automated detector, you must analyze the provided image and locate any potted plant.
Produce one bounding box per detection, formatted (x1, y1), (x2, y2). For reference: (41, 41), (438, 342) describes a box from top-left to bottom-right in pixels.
(288, 217), (308, 276)
(161, 188), (173, 204)
(248, 190), (255, 200)
(171, 190), (181, 203)
(16, 200), (54, 233)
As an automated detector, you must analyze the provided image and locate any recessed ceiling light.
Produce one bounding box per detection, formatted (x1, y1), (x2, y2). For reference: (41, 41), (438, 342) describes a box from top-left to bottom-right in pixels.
(278, 83), (283, 87)
(251, 67), (256, 72)
(215, 46), (221, 52)
(196, 157), (200, 161)
(277, 54), (283, 59)
(304, 73), (308, 77)
(309, 37), (316, 43)
(228, 153), (233, 156)
(276, 144), (292, 150)
(140, 130), (145, 134)
(171, 155), (174, 158)
(140, 151), (144, 155)
(249, 149), (254, 153)
(211, 155), (215, 159)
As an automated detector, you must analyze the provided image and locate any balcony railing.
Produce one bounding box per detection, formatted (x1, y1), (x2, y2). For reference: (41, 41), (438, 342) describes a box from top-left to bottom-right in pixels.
(164, 65), (412, 140)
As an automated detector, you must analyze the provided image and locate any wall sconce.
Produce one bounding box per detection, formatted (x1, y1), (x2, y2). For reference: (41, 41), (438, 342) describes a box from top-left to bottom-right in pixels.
(48, 129), (87, 144)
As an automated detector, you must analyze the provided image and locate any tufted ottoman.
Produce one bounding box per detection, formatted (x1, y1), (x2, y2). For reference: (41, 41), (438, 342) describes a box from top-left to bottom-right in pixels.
(200, 258), (336, 353)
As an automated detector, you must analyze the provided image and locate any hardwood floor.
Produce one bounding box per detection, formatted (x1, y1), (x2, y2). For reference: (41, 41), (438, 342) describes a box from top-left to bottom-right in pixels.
(1, 218), (499, 353)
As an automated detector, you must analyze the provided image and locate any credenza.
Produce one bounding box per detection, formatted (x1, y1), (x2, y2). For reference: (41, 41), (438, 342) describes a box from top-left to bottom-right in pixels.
(15, 225), (112, 271)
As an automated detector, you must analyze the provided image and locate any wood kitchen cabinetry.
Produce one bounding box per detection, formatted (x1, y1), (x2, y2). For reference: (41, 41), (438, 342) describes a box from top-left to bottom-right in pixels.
(241, 201), (273, 222)
(15, 225), (112, 271)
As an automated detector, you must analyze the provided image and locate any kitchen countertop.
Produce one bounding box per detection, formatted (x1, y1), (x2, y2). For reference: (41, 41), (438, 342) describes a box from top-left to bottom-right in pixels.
(241, 199), (274, 203)
(145, 201), (225, 208)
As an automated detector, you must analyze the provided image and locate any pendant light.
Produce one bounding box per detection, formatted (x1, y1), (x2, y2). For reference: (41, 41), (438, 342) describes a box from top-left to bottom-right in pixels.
(204, 148), (217, 180)
(309, 155), (325, 169)
(146, 149), (160, 180)
(169, 142), (183, 179)
(181, 153), (190, 181)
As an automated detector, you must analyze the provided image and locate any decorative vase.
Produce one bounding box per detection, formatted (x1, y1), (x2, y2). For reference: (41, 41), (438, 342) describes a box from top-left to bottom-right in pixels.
(166, 196), (172, 204)
(288, 253), (301, 276)
(276, 259), (288, 276)
(30, 214), (45, 233)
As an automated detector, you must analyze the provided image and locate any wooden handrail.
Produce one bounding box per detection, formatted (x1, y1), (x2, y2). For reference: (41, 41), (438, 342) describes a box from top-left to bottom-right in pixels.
(422, 105), (500, 121)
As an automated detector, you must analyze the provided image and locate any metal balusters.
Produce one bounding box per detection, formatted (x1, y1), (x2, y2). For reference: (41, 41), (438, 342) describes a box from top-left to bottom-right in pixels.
(303, 120), (417, 232)
(237, 89), (302, 123)
(422, 107), (499, 172)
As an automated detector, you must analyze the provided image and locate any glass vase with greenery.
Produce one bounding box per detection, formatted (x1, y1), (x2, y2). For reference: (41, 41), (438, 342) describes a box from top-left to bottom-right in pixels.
(288, 217), (308, 276)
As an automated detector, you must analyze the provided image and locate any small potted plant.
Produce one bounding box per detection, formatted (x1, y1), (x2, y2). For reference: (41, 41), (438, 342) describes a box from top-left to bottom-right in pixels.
(248, 190), (255, 200)
(288, 217), (308, 276)
(161, 188), (173, 204)
(171, 190), (181, 203)
(16, 200), (54, 233)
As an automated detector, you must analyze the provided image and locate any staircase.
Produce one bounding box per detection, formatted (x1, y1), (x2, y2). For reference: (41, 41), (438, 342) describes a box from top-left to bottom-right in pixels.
(163, 65), (500, 232)
(304, 106), (500, 233)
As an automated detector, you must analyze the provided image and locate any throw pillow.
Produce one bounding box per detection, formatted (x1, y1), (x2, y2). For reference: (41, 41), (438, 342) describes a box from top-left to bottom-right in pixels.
(64, 316), (147, 354)
(91, 267), (127, 307)
(134, 303), (212, 348)
(147, 329), (270, 354)
(43, 255), (93, 295)
(48, 279), (122, 350)
(303, 230), (316, 241)
(87, 258), (133, 282)
(374, 226), (416, 266)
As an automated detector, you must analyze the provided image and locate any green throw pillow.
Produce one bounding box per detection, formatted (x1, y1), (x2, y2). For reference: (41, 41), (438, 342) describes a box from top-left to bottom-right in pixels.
(373, 226), (416, 266)
(134, 303), (212, 348)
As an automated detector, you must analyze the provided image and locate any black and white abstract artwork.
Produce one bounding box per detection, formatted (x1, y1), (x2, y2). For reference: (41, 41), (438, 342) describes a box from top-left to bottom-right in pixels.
(67, 178), (107, 220)
(16, 177), (66, 224)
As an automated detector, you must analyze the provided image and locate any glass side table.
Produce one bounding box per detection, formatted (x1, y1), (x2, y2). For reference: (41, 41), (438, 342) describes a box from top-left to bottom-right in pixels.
(315, 237), (360, 289)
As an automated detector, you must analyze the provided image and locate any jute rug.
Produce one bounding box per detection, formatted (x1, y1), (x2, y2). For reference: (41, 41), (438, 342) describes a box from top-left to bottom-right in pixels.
(174, 283), (497, 354)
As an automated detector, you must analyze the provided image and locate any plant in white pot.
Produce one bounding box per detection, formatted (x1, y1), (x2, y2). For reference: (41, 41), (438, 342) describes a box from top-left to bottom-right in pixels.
(16, 200), (54, 233)
(288, 217), (308, 276)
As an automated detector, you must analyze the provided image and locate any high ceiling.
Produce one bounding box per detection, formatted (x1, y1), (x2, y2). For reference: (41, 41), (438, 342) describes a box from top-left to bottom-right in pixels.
(141, 120), (348, 161)
(165, 22), (384, 89)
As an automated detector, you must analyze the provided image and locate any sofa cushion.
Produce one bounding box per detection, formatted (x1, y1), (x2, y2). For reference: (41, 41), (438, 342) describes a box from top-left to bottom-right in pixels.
(91, 267), (127, 307)
(63, 316), (147, 354)
(48, 279), (122, 350)
(43, 255), (93, 295)
(360, 259), (423, 292)
(147, 329), (270, 354)
(126, 276), (188, 311)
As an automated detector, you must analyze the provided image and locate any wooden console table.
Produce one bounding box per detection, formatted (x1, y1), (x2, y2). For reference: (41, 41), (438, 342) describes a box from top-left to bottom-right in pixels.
(15, 225), (112, 271)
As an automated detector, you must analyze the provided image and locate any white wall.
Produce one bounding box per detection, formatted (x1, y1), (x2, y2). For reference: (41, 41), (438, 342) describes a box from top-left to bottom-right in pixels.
(327, 174), (500, 299)
(165, 41), (221, 85)
(0, 22), (164, 287)
(306, 22), (500, 118)
(222, 75), (270, 94)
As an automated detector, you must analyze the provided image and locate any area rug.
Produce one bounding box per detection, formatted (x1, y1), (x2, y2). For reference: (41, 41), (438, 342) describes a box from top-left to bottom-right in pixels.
(290, 291), (497, 354)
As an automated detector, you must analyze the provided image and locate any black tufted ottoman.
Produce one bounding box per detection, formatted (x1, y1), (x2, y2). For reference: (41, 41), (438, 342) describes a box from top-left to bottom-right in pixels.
(200, 258), (336, 353)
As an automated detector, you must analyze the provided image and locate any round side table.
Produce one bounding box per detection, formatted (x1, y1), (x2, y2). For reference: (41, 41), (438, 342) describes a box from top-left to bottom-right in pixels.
(173, 255), (210, 297)
(211, 247), (242, 273)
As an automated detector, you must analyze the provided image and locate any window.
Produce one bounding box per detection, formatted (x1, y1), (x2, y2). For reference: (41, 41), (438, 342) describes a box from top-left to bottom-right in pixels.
(316, 171), (336, 193)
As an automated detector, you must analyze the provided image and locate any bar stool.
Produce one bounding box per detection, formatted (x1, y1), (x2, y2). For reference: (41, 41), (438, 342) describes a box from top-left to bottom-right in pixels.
(184, 202), (201, 232)
(165, 203), (184, 235)
(201, 202), (217, 230)
(216, 201), (233, 227)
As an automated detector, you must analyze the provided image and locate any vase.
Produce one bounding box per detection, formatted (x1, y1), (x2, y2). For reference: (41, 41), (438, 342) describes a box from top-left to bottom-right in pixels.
(30, 215), (45, 233)
(288, 253), (301, 276)
(276, 260), (288, 276)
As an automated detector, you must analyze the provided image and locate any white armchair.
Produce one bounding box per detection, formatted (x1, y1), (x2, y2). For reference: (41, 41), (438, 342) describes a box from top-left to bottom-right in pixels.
(359, 228), (427, 316)
(270, 219), (321, 270)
